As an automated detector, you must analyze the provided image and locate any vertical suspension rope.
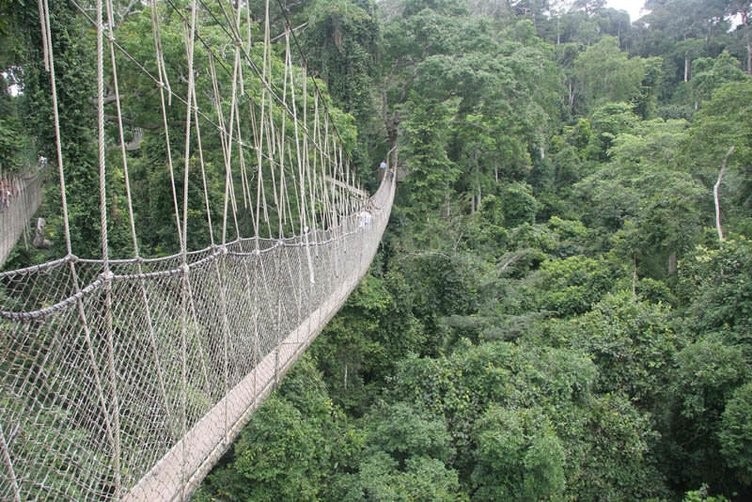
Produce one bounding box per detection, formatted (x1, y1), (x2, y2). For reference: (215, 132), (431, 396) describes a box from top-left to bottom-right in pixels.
(192, 78), (215, 248)
(96, 0), (108, 264)
(0, 424), (20, 502)
(276, 33), (289, 238)
(203, 36), (231, 449)
(303, 69), (318, 237)
(207, 54), (232, 245)
(262, 0), (283, 239)
(235, 100), (255, 228)
(180, 2), (199, 498)
(291, 62), (315, 285)
(152, 0), (183, 247)
(117, 3), (179, 449)
(217, 39), (244, 244)
(314, 95), (332, 233)
(182, 5), (197, 261)
(38, 0), (72, 257)
(96, 0), (123, 495)
(38, 2), (120, 498)
(175, 67), (214, 401)
(104, 0), (138, 257)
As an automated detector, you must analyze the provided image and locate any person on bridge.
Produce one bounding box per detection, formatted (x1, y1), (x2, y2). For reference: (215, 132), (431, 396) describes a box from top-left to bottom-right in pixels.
(0, 179), (12, 209)
(358, 208), (373, 229)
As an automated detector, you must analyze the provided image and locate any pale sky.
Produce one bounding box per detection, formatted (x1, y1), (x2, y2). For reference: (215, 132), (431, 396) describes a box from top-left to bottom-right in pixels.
(606, 0), (649, 22)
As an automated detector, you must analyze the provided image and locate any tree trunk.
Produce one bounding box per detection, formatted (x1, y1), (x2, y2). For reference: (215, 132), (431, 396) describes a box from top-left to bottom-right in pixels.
(556, 16), (561, 45)
(744, 12), (751, 75)
(714, 146), (736, 242)
(668, 252), (677, 276)
(684, 55), (690, 82)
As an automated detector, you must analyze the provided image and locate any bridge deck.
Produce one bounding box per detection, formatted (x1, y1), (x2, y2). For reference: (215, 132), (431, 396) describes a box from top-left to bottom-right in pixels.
(124, 271), (360, 501)
(0, 170), (393, 502)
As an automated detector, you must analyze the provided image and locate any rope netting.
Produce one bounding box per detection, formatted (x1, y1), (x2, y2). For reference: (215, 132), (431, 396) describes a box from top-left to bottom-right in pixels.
(0, 1), (395, 500)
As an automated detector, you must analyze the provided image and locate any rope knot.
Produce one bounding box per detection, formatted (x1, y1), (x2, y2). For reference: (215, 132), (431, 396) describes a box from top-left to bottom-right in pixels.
(181, 263), (190, 275)
(101, 270), (115, 282)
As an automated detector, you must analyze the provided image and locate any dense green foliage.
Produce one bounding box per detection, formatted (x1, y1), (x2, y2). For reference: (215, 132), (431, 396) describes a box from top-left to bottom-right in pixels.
(194, 0), (752, 500)
(3, 0), (752, 499)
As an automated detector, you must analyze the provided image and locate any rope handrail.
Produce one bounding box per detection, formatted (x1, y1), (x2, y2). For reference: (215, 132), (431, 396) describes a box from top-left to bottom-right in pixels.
(0, 178), (392, 320)
(0, 171), (394, 500)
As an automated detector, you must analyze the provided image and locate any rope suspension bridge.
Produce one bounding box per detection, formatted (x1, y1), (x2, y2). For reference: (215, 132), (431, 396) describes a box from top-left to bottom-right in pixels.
(0, 172), (43, 267)
(0, 1), (394, 500)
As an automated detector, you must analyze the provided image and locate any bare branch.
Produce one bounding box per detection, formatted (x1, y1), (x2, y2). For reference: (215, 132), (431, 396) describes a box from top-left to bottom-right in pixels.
(116, 0), (143, 27)
(124, 127), (144, 151)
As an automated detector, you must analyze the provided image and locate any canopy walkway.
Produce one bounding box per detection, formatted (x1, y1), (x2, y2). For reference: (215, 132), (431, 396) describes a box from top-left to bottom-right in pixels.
(0, 173), (43, 267)
(0, 1), (394, 500)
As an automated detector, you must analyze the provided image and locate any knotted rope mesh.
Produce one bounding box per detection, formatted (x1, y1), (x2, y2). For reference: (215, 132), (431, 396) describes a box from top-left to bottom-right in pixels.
(0, 1), (395, 500)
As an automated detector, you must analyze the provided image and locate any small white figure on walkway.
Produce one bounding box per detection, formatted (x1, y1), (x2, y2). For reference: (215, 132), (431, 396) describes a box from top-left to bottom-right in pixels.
(358, 209), (372, 229)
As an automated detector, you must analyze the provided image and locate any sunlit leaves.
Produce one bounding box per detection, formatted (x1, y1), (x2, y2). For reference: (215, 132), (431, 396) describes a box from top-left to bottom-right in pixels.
(720, 382), (752, 485)
(471, 406), (566, 501)
(573, 36), (648, 113)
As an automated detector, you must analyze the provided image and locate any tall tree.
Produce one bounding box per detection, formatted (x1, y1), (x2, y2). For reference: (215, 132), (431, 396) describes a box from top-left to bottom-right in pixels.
(573, 36), (648, 113)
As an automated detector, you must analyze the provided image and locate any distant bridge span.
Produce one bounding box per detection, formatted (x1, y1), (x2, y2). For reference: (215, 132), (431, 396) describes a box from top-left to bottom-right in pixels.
(0, 173), (43, 268)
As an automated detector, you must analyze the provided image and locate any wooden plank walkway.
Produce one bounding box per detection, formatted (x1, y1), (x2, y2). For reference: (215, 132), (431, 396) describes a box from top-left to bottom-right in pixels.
(124, 169), (393, 501)
(123, 272), (361, 501)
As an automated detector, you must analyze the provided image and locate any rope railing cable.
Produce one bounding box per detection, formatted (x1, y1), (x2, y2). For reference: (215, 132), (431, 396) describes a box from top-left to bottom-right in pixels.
(201, 0), (354, 169)
(187, 0), (314, 136)
(69, 0), (357, 246)
(69, 0), (353, 195)
(62, 0), (283, 165)
(272, 0), (357, 175)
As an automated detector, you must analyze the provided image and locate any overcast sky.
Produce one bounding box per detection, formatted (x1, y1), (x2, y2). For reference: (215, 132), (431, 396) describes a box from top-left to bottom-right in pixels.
(606, 0), (649, 22)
